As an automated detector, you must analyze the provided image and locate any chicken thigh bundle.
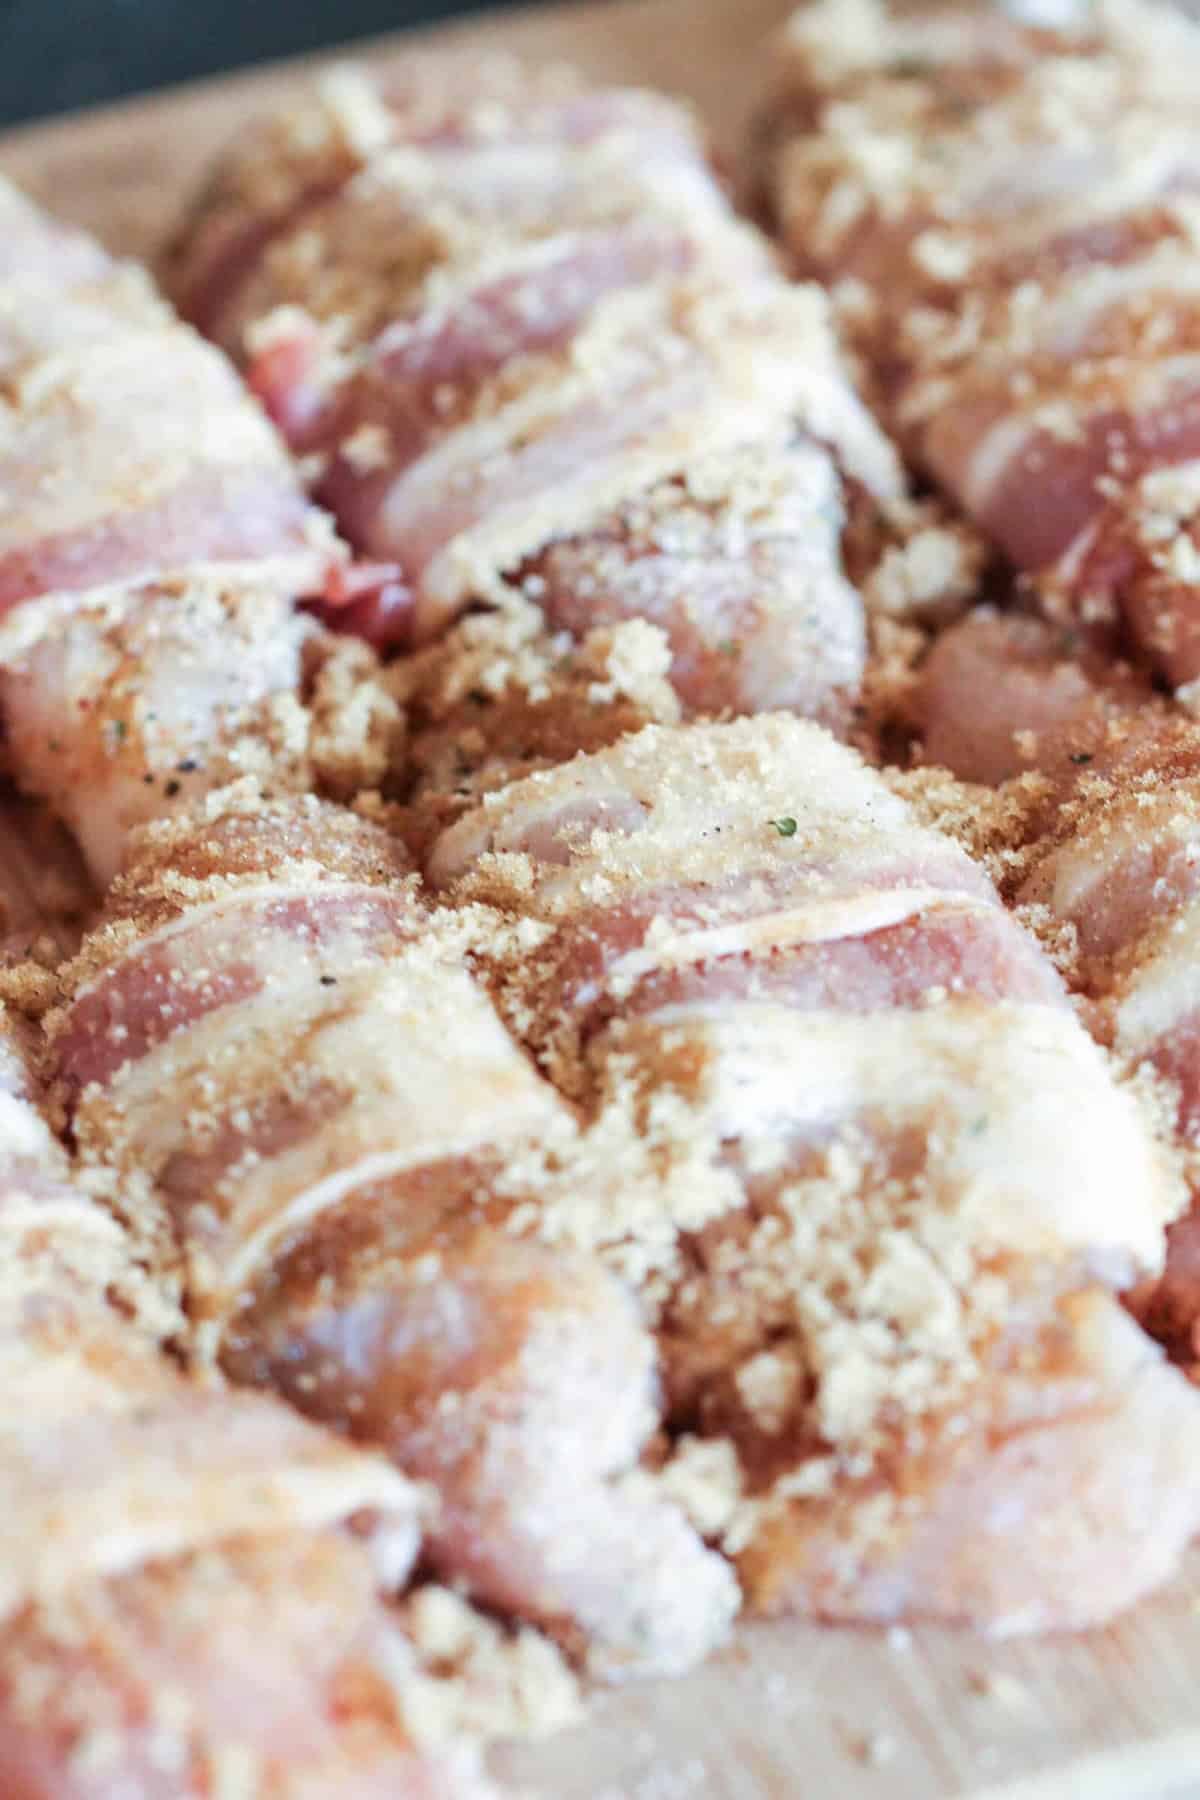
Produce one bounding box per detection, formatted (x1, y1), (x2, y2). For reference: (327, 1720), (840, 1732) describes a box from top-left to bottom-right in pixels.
(423, 714), (1200, 1631)
(166, 60), (907, 723)
(0, 1005), (493, 1798)
(47, 787), (739, 1682)
(758, 0), (1200, 695)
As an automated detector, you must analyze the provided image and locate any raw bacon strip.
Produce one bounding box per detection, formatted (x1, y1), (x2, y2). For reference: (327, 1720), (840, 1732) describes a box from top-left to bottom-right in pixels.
(0, 244), (331, 615)
(0, 1008), (489, 1799)
(168, 64), (901, 720)
(0, 176), (354, 886)
(758, 0), (1200, 690)
(50, 790), (738, 1680)
(168, 65), (705, 341)
(525, 440), (865, 725)
(909, 604), (1200, 1374)
(427, 714), (1009, 1058)
(426, 716), (1199, 1630)
(1010, 711), (1200, 1355)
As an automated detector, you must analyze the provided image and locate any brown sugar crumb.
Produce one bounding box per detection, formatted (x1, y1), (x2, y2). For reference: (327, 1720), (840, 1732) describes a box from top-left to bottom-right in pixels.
(394, 602), (678, 857)
(303, 629), (406, 802)
(0, 957), (60, 1022)
(862, 500), (987, 627)
(397, 1584), (583, 1745)
(655, 1436), (745, 1541)
(857, 615), (928, 757)
(883, 764), (1046, 887)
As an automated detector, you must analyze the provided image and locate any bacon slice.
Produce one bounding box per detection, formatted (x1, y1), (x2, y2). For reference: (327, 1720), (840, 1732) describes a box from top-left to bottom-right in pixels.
(168, 64), (901, 720)
(424, 714), (1195, 1630)
(51, 791), (737, 1680)
(168, 66), (710, 343)
(759, 0), (1200, 690)
(0, 252), (330, 614)
(0, 176), (351, 885)
(1008, 710), (1200, 1353)
(427, 713), (1006, 1056)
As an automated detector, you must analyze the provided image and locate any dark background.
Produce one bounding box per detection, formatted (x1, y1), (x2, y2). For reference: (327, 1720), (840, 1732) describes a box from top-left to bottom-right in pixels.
(0, 0), (526, 129)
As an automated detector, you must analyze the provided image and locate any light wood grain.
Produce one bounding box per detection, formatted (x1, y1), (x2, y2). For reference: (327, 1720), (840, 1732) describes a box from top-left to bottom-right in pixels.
(4, 4), (1200, 1795)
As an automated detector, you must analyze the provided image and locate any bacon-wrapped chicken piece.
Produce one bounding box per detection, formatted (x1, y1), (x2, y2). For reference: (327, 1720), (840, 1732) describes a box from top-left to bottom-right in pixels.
(758, 0), (1200, 693)
(49, 789), (737, 1680)
(167, 63), (903, 723)
(425, 716), (1200, 1630)
(0, 176), (358, 887)
(0, 1006), (491, 1798)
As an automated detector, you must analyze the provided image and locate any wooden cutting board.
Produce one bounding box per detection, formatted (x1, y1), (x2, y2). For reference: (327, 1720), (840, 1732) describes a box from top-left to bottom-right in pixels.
(4, 3), (1200, 1794)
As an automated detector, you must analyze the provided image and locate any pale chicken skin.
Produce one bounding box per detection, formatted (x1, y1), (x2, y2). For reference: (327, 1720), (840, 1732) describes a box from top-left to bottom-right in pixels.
(0, 1007), (490, 1800)
(49, 789), (737, 1682)
(166, 61), (904, 724)
(759, 0), (1200, 693)
(424, 715), (1200, 1631)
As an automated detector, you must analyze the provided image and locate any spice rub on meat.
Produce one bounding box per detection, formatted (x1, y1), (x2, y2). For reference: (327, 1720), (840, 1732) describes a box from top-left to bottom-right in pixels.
(757, 0), (1200, 697)
(0, 1004), (498, 1799)
(423, 714), (1200, 1631)
(166, 59), (907, 726)
(48, 787), (739, 1682)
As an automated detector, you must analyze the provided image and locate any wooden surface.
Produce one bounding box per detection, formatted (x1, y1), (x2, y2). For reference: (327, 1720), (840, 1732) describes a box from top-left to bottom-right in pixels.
(3, 3), (1200, 1795)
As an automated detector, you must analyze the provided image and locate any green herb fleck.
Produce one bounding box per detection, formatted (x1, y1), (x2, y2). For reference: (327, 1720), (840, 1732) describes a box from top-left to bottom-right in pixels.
(1069, 752), (1093, 765)
(772, 816), (798, 838)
